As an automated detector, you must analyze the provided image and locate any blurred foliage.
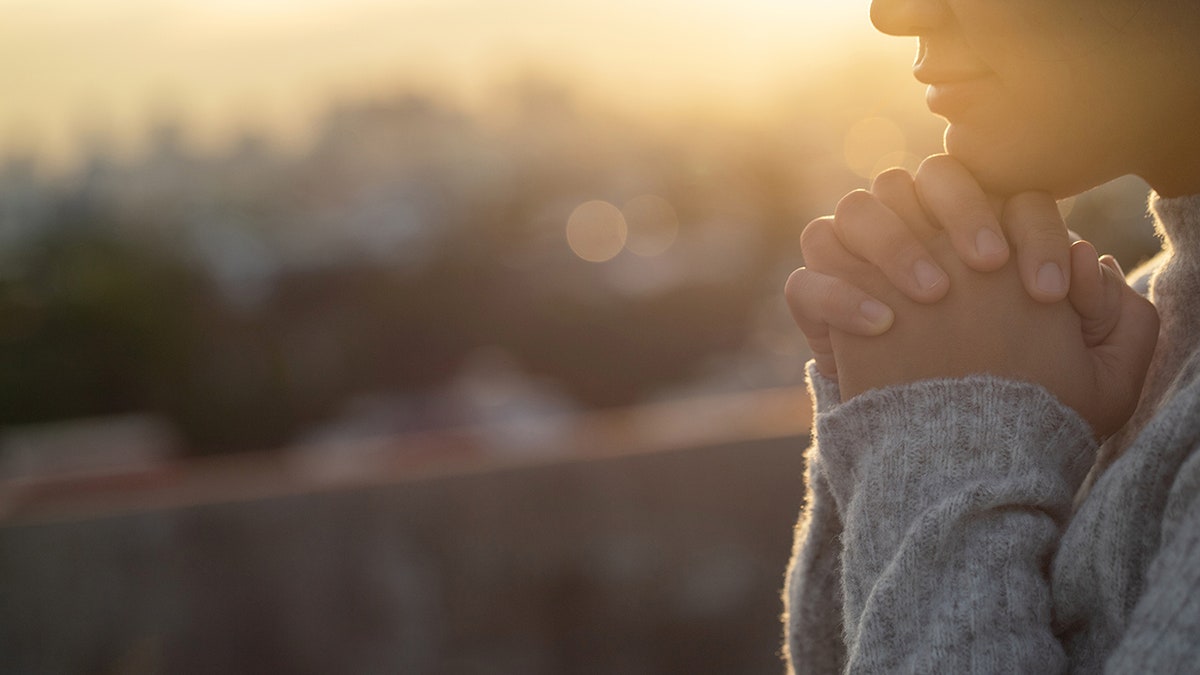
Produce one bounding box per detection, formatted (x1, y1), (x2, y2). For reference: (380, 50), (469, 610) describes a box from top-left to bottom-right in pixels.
(0, 204), (199, 426)
(0, 68), (1157, 456)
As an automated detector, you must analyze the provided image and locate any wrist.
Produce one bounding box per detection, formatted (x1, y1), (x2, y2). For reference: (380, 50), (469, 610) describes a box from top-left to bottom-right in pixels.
(815, 375), (1096, 518)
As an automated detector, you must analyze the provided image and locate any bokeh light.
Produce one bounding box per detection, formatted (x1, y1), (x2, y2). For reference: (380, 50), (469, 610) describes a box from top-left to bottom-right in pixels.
(843, 116), (907, 179)
(566, 200), (628, 263)
(0, 3), (1168, 674)
(622, 195), (679, 257)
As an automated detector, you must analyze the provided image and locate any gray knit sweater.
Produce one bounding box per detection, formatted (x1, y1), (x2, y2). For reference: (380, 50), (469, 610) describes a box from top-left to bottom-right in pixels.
(783, 192), (1200, 673)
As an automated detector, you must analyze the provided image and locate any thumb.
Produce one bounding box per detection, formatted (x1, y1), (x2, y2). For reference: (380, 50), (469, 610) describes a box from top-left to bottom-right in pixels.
(1075, 245), (1159, 434)
(1090, 277), (1159, 432)
(1067, 241), (1121, 348)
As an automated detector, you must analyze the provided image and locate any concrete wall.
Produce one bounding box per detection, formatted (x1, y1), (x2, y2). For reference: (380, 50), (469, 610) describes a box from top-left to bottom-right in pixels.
(0, 435), (808, 674)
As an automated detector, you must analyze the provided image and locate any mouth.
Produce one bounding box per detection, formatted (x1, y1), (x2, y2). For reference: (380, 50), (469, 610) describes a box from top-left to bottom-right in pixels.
(913, 55), (994, 120)
(923, 77), (992, 119)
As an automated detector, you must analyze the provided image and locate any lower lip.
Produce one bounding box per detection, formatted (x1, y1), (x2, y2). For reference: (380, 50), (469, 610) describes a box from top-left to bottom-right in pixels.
(925, 79), (990, 118)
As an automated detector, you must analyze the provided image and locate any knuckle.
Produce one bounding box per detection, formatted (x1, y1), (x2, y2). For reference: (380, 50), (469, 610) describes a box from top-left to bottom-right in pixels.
(878, 230), (924, 263)
(784, 268), (829, 314)
(783, 267), (810, 300)
(871, 167), (914, 193)
(944, 194), (993, 224)
(915, 156), (994, 227)
(860, 231), (928, 278)
(915, 153), (954, 179)
(926, 196), (990, 234)
(834, 189), (875, 220)
(1006, 190), (1056, 210)
(784, 269), (846, 328)
(817, 281), (845, 318)
(1020, 221), (1071, 249)
(800, 216), (833, 245)
(799, 217), (837, 257)
(1005, 194), (1064, 235)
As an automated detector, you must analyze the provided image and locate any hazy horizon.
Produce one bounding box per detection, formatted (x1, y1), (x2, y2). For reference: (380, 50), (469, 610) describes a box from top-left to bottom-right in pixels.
(0, 0), (913, 170)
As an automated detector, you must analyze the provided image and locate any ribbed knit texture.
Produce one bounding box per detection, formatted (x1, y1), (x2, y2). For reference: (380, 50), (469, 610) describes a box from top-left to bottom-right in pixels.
(783, 192), (1200, 673)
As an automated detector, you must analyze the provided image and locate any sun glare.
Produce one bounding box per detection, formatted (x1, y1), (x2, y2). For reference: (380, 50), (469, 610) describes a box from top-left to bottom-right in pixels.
(844, 116), (922, 179)
(0, 0), (880, 168)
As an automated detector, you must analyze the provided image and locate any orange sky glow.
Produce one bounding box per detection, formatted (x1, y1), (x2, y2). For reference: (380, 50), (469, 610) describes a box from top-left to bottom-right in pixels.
(0, 0), (915, 169)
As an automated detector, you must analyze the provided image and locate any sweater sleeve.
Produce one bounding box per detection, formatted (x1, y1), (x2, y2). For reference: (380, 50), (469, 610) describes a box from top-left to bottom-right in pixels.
(782, 364), (848, 673)
(787, 370), (1097, 673)
(1103, 441), (1200, 673)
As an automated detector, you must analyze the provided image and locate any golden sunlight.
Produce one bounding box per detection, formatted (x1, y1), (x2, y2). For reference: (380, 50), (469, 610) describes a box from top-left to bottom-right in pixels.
(0, 0), (885, 169)
(844, 116), (911, 179)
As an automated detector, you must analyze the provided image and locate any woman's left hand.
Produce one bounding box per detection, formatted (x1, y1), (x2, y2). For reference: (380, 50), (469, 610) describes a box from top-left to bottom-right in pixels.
(785, 157), (1077, 382)
(826, 193), (1159, 439)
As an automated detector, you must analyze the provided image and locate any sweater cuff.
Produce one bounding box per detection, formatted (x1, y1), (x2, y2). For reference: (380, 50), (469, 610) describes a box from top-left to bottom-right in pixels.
(805, 360), (842, 413)
(815, 376), (1097, 524)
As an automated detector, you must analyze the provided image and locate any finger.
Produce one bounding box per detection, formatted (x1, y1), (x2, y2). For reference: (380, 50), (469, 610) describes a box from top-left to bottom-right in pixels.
(784, 267), (894, 338)
(1107, 284), (1159, 381)
(1091, 278), (1159, 429)
(827, 190), (949, 302)
(1068, 240), (1158, 437)
(1099, 254), (1124, 277)
(1004, 192), (1073, 303)
(914, 154), (1009, 271)
(871, 168), (940, 241)
(784, 266), (894, 379)
(799, 216), (850, 272)
(803, 213), (887, 281)
(1068, 241), (1120, 348)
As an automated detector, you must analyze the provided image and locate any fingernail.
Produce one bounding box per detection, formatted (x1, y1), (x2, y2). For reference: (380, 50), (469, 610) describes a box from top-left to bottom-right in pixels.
(913, 259), (945, 292)
(1100, 254), (1124, 277)
(1036, 262), (1067, 296)
(975, 229), (1007, 259)
(859, 299), (893, 330)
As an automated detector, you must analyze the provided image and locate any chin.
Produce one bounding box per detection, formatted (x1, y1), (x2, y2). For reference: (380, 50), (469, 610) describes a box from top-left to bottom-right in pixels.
(944, 125), (1107, 199)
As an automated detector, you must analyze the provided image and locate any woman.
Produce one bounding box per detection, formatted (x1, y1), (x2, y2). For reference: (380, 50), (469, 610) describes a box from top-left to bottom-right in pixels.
(782, 0), (1200, 671)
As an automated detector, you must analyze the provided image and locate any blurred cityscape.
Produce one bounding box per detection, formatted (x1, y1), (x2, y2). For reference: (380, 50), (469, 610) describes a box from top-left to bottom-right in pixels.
(0, 45), (1163, 673)
(0, 56), (957, 464)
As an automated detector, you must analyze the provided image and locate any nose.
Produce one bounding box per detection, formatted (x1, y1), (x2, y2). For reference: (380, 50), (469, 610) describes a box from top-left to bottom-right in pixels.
(870, 0), (949, 36)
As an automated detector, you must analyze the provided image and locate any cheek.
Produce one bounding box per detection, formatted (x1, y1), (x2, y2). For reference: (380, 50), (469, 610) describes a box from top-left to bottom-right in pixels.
(964, 0), (1117, 61)
(942, 59), (1108, 194)
(943, 99), (1099, 196)
(942, 123), (1035, 195)
(944, 3), (1150, 194)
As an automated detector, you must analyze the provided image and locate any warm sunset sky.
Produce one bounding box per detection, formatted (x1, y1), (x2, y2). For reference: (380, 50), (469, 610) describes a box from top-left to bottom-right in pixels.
(0, 0), (909, 168)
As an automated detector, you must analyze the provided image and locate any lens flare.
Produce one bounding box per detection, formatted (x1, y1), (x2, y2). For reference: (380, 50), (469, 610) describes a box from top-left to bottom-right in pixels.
(843, 116), (906, 179)
(622, 195), (679, 257)
(566, 200), (628, 262)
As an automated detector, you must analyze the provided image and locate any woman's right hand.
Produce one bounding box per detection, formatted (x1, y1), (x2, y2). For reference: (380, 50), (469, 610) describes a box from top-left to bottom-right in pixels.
(787, 154), (1075, 380)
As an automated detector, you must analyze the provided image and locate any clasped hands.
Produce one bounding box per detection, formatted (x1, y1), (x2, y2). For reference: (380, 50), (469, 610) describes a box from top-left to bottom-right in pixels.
(786, 155), (1159, 438)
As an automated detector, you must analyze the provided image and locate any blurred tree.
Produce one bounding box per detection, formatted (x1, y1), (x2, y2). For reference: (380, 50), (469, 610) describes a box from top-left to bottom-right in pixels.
(0, 202), (201, 429)
(0, 71), (1156, 456)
